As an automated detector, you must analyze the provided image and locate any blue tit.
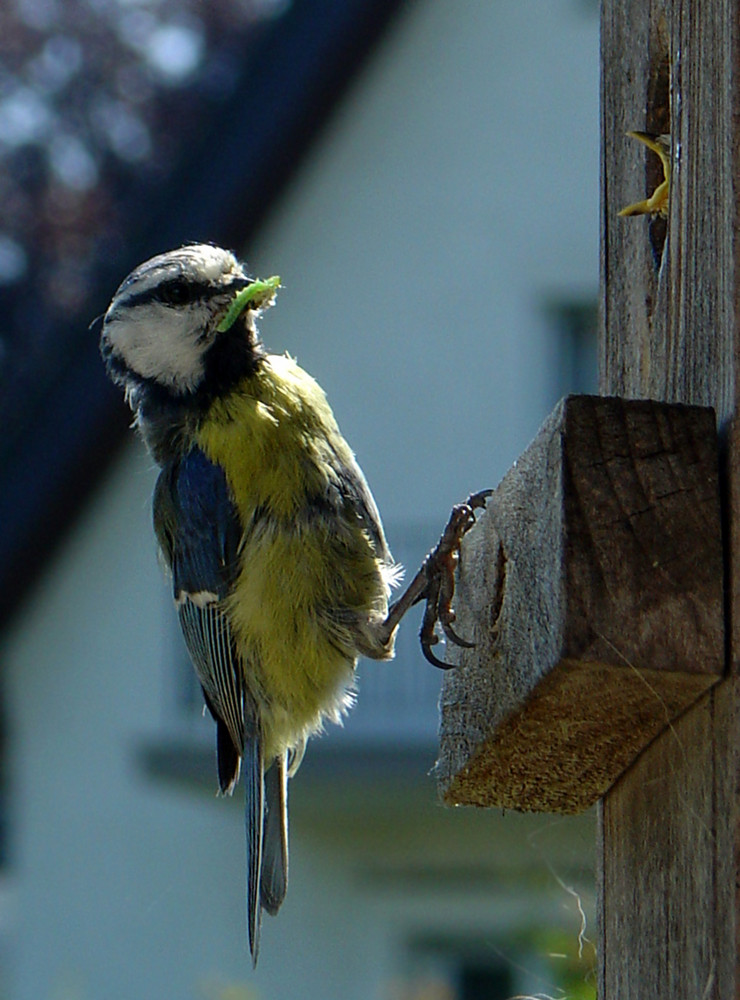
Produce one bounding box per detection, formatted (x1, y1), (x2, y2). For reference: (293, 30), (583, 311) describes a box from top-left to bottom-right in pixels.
(100, 243), (487, 963)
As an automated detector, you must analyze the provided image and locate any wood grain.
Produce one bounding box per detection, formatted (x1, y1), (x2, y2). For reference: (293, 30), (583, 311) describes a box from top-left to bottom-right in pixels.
(437, 395), (723, 813)
(598, 681), (738, 999)
(599, 0), (740, 996)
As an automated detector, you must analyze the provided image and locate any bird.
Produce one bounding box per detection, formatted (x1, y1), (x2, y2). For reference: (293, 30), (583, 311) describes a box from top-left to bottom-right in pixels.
(619, 131), (671, 218)
(99, 243), (488, 964)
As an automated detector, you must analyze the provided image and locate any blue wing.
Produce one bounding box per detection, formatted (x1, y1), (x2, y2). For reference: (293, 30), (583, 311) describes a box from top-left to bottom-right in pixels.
(154, 447), (287, 962)
(154, 447), (247, 784)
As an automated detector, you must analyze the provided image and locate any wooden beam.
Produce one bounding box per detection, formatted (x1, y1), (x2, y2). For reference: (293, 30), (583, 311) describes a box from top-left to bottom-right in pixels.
(437, 395), (723, 813)
(435, 0), (740, 995)
(599, 1), (740, 996)
(598, 681), (738, 997)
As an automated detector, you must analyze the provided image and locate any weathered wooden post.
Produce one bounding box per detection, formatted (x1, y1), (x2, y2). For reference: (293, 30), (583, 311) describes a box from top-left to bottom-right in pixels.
(436, 2), (739, 996)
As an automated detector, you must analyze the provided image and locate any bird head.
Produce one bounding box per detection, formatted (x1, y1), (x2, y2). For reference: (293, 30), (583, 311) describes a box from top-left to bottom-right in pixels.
(100, 244), (278, 403)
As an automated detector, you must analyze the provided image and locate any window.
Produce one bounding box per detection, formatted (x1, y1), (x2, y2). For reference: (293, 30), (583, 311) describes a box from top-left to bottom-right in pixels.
(546, 297), (598, 399)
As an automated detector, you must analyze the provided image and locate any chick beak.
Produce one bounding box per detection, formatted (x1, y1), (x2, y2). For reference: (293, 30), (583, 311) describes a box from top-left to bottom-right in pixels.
(619, 131), (671, 218)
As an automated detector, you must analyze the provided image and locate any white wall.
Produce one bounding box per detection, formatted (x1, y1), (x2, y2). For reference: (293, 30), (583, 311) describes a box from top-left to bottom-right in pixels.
(249, 0), (599, 528)
(2, 2), (599, 997)
(3, 450), (251, 998)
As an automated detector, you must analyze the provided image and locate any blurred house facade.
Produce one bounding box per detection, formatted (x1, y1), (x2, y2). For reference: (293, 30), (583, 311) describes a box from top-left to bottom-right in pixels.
(1, 2), (599, 997)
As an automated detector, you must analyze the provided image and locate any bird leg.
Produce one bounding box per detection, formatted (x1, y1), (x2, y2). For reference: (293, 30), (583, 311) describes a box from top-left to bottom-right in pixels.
(380, 489), (492, 669)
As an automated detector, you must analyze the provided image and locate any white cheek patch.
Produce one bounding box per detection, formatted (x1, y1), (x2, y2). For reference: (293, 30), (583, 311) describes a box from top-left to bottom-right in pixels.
(107, 304), (209, 392)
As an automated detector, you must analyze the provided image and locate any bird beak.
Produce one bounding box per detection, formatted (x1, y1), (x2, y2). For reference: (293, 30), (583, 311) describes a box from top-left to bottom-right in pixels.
(619, 131), (671, 218)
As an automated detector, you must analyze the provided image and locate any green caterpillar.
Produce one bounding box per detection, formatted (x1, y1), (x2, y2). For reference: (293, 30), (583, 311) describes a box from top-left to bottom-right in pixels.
(217, 275), (281, 332)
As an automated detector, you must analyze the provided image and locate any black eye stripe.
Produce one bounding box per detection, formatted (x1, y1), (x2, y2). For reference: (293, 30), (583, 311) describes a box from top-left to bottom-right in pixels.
(156, 278), (192, 305)
(116, 274), (250, 312)
(121, 278), (215, 310)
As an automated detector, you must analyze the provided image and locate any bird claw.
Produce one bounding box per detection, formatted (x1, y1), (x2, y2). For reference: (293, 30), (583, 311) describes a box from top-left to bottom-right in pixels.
(418, 489), (492, 669)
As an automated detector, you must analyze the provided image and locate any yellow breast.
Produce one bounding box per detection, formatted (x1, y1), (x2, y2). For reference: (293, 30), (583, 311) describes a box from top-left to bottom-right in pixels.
(194, 355), (386, 756)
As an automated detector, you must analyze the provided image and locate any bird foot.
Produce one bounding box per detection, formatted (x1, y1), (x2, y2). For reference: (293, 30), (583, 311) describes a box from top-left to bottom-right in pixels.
(416, 490), (492, 669)
(380, 490), (492, 668)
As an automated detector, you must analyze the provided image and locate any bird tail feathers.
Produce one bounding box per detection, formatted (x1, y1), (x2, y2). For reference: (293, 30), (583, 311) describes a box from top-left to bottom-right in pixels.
(260, 754), (289, 915)
(244, 738), (290, 966)
(244, 733), (265, 966)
